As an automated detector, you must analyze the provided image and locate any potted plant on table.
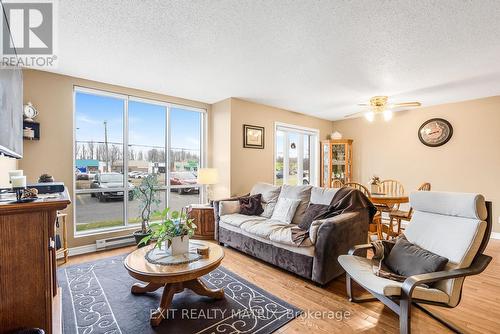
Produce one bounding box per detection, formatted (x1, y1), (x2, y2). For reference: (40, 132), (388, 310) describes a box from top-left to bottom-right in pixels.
(133, 174), (161, 246)
(369, 175), (381, 194)
(140, 208), (197, 256)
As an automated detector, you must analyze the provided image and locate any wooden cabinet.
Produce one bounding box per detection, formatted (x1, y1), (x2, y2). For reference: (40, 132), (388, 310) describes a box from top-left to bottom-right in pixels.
(188, 204), (215, 240)
(0, 190), (70, 334)
(320, 139), (353, 187)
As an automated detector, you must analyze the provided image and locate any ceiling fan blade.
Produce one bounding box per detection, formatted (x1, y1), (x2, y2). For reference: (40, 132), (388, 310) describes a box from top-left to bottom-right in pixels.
(392, 102), (422, 107)
(344, 111), (363, 118)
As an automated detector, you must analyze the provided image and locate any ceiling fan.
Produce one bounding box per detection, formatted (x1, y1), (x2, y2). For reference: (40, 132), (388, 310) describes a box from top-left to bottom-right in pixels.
(345, 96), (421, 122)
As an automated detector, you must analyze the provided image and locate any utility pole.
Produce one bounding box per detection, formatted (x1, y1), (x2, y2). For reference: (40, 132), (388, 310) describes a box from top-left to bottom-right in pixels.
(104, 121), (110, 172)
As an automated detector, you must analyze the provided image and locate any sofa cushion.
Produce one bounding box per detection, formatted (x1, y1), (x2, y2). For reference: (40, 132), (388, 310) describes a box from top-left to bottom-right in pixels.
(239, 194), (264, 216)
(239, 219), (313, 247)
(219, 213), (267, 228)
(241, 220), (289, 239)
(278, 184), (312, 224)
(310, 187), (338, 205)
(338, 255), (449, 303)
(269, 225), (313, 247)
(218, 200), (240, 216)
(250, 182), (281, 218)
(271, 197), (301, 224)
(219, 220), (315, 257)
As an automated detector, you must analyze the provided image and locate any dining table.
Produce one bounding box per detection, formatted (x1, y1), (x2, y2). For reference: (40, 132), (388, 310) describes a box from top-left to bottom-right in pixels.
(370, 192), (409, 208)
(370, 192), (409, 239)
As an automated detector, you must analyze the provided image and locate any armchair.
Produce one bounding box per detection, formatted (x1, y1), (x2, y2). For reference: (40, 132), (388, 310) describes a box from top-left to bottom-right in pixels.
(338, 191), (492, 333)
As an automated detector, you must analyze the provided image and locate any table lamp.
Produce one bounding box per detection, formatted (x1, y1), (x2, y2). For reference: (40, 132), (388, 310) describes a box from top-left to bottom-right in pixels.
(197, 168), (218, 204)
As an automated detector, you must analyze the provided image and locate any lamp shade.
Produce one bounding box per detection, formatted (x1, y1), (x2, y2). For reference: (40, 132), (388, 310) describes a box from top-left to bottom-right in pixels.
(197, 168), (219, 185)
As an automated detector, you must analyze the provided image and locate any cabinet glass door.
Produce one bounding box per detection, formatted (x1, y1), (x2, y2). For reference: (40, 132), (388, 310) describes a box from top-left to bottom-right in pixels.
(332, 144), (346, 182)
(322, 143), (329, 186)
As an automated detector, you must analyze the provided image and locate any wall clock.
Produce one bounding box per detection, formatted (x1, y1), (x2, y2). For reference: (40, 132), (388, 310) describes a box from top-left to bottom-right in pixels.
(418, 118), (453, 147)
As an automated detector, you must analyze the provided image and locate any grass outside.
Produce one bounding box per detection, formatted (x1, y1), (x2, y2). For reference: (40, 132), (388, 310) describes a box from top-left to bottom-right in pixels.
(75, 211), (164, 232)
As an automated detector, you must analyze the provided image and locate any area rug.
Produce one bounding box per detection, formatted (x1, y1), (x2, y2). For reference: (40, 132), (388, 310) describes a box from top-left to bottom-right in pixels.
(58, 255), (302, 334)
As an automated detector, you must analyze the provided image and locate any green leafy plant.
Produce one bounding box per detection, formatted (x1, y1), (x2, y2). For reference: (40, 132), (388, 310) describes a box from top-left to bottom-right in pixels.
(133, 174), (161, 234)
(140, 207), (197, 249)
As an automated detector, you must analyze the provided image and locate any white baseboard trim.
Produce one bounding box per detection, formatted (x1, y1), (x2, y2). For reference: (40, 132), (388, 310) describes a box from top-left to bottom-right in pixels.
(68, 244), (97, 256)
(490, 232), (500, 240)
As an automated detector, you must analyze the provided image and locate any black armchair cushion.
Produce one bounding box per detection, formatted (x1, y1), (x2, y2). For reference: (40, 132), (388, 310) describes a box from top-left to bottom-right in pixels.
(384, 236), (449, 278)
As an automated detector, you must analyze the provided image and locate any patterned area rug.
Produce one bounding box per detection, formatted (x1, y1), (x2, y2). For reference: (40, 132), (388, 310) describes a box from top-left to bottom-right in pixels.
(58, 255), (301, 333)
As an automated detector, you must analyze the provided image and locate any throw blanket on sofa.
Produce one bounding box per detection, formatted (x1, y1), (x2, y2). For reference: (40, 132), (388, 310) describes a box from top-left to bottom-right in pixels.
(292, 187), (377, 245)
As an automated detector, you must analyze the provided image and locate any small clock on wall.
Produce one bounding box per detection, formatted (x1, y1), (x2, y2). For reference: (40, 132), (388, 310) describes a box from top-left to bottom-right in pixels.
(418, 118), (453, 147)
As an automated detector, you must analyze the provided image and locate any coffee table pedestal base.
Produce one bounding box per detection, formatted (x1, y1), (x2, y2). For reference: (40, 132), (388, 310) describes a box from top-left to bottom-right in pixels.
(131, 278), (225, 327)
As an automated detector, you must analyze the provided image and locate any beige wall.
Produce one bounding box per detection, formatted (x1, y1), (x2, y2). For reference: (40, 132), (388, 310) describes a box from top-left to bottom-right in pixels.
(208, 98), (333, 198)
(225, 98), (333, 196)
(0, 156), (17, 187)
(20, 69), (210, 248)
(333, 96), (500, 232)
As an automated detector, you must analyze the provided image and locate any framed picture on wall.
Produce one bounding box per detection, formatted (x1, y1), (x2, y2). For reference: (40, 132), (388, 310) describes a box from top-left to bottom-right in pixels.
(243, 124), (265, 149)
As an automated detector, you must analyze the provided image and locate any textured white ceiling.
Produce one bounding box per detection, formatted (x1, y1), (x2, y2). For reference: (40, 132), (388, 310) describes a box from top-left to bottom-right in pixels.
(52, 0), (500, 120)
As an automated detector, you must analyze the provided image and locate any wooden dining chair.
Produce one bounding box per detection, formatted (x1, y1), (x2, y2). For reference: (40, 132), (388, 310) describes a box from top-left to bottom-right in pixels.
(344, 182), (382, 241)
(388, 182), (431, 235)
(332, 179), (344, 188)
(379, 179), (405, 199)
(376, 179), (405, 239)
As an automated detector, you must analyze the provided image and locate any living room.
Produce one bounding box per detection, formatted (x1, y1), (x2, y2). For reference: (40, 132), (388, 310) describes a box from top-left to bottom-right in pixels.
(1, 1), (499, 334)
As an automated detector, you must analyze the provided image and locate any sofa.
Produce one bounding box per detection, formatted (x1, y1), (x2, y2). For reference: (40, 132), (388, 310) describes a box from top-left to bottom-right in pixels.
(213, 182), (371, 285)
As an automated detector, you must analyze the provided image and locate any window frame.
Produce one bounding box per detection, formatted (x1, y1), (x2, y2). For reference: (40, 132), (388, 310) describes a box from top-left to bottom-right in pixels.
(73, 86), (207, 236)
(273, 122), (320, 187)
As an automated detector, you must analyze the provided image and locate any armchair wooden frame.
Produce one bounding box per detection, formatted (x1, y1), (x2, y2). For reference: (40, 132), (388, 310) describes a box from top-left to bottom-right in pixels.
(345, 202), (492, 334)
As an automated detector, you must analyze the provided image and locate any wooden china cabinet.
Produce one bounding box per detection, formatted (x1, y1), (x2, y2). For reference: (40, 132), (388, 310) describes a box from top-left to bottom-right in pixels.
(320, 139), (353, 187)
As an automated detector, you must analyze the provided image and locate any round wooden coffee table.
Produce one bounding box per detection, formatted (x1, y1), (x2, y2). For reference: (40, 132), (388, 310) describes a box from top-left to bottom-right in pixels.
(124, 240), (225, 326)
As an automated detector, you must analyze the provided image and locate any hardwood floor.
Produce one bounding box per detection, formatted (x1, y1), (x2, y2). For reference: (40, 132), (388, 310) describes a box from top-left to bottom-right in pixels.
(61, 239), (500, 333)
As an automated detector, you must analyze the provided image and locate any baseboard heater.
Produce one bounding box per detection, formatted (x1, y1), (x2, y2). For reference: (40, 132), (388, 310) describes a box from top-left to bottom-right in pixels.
(96, 234), (135, 250)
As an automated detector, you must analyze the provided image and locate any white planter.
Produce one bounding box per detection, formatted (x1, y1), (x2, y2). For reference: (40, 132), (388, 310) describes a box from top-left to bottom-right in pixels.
(370, 184), (379, 194)
(164, 235), (189, 256)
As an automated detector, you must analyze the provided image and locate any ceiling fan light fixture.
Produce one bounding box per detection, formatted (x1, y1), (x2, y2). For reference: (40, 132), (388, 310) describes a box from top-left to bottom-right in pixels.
(383, 109), (393, 121)
(364, 111), (375, 122)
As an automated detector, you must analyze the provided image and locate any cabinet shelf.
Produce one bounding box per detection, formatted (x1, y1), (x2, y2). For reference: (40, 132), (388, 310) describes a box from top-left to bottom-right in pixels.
(321, 139), (353, 188)
(23, 120), (40, 140)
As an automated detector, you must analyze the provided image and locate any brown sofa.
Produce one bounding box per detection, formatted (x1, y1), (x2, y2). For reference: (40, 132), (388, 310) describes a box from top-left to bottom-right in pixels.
(213, 183), (370, 285)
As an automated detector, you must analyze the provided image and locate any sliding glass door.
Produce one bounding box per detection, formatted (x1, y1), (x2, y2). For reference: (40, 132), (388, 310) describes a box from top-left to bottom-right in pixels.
(74, 88), (206, 234)
(275, 124), (318, 186)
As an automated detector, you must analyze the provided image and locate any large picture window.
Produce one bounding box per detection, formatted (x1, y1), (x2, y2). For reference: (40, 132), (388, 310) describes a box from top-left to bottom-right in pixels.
(74, 88), (205, 234)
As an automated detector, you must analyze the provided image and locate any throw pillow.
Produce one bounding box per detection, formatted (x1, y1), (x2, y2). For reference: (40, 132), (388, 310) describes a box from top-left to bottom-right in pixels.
(298, 203), (330, 230)
(277, 184), (312, 224)
(250, 183), (281, 218)
(218, 200), (241, 216)
(384, 236), (449, 278)
(239, 194), (264, 216)
(271, 197), (301, 224)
